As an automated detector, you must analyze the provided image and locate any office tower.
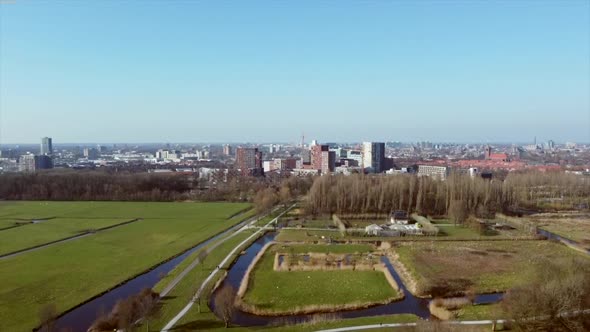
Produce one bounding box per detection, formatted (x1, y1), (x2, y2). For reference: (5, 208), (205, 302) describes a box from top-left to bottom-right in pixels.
(40, 137), (53, 155)
(83, 148), (99, 160)
(362, 142), (385, 173)
(321, 150), (336, 174)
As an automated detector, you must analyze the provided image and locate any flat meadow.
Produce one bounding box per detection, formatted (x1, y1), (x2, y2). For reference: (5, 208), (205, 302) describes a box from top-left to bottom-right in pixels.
(0, 201), (250, 331)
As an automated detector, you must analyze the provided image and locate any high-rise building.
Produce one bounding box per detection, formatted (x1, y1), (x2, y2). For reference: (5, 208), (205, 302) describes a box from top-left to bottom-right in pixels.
(40, 137), (53, 155)
(19, 154), (37, 172)
(310, 144), (334, 175)
(84, 148), (99, 160)
(236, 147), (263, 176)
(321, 150), (336, 174)
(301, 150), (311, 164)
(310, 144), (327, 171)
(362, 142), (385, 173)
(35, 155), (54, 170)
(223, 144), (233, 156)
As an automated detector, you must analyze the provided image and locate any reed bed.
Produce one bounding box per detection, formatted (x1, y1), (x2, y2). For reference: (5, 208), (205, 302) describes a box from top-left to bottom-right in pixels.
(429, 296), (472, 320)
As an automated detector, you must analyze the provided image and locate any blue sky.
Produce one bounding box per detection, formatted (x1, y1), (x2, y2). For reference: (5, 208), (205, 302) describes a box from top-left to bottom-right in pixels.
(1, 1), (589, 144)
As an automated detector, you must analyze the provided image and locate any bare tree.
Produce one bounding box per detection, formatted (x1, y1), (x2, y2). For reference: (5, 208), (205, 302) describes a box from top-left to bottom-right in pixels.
(114, 297), (136, 331)
(213, 284), (236, 328)
(137, 288), (160, 332)
(448, 199), (468, 226)
(502, 258), (590, 332)
(279, 185), (292, 206)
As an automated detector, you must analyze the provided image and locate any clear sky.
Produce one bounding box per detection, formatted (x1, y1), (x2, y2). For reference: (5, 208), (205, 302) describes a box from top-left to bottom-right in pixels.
(1, 1), (589, 144)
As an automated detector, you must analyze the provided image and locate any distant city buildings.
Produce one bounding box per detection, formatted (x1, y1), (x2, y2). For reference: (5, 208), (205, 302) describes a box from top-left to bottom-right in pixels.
(484, 146), (510, 162)
(1, 136), (588, 177)
(18, 154), (53, 172)
(417, 165), (449, 180)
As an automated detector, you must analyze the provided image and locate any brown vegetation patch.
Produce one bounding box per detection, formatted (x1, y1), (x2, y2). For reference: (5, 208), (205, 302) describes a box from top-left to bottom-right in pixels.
(429, 297), (472, 320)
(393, 240), (590, 298)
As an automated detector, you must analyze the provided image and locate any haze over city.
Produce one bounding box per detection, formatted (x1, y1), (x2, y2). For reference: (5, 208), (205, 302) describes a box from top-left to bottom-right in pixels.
(1, 1), (589, 144)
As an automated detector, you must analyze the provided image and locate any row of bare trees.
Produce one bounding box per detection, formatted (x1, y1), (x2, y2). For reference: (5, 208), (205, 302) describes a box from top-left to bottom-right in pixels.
(252, 176), (313, 213)
(304, 171), (590, 218)
(0, 170), (314, 203)
(0, 170), (192, 201)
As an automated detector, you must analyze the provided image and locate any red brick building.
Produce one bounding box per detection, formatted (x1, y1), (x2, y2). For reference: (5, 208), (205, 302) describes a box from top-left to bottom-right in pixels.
(235, 147), (263, 176)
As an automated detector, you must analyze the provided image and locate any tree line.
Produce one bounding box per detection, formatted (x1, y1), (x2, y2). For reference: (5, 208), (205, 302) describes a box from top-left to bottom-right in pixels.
(0, 169), (313, 203)
(304, 171), (590, 218)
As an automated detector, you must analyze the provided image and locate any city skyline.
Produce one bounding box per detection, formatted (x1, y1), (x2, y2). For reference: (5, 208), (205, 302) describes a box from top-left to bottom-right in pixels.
(1, 1), (589, 143)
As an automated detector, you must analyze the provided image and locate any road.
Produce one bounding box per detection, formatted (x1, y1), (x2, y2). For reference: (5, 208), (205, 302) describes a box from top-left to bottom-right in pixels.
(160, 204), (295, 331)
(315, 320), (506, 332)
(315, 309), (590, 331)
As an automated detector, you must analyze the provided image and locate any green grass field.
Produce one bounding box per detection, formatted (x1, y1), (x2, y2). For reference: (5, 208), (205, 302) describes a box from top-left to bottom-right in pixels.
(0, 218), (132, 255)
(0, 201), (250, 331)
(437, 225), (483, 238)
(241, 244), (398, 314)
(274, 243), (374, 254)
(394, 240), (590, 296)
(0, 219), (23, 229)
(456, 303), (501, 320)
(276, 229), (344, 242)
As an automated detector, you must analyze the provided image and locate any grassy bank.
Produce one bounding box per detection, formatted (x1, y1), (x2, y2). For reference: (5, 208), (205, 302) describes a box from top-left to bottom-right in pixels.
(0, 201), (250, 331)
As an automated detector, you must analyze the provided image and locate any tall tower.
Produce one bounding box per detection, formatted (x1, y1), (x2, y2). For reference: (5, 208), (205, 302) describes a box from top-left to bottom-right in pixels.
(40, 137), (53, 155)
(485, 145), (492, 160)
